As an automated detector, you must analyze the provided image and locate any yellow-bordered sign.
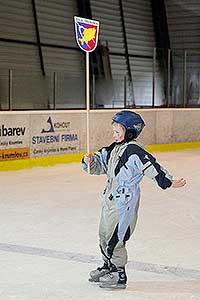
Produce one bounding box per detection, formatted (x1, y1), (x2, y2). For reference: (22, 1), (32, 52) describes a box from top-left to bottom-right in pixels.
(0, 148), (30, 161)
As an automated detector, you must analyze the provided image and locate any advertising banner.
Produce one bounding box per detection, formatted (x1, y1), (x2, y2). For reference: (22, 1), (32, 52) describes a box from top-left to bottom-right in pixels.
(30, 114), (80, 158)
(0, 114), (30, 161)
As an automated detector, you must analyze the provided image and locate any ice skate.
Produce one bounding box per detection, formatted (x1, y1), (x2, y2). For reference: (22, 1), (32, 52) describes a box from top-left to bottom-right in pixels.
(89, 262), (117, 282)
(99, 267), (127, 289)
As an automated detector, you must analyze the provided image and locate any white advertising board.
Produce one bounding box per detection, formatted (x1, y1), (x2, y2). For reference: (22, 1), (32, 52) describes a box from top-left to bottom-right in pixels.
(0, 114), (30, 161)
(30, 114), (80, 158)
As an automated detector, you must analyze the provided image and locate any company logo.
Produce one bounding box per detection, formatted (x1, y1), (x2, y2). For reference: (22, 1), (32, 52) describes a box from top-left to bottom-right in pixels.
(74, 16), (99, 52)
(0, 124), (26, 137)
(133, 123), (143, 130)
(41, 117), (54, 133)
(41, 116), (70, 133)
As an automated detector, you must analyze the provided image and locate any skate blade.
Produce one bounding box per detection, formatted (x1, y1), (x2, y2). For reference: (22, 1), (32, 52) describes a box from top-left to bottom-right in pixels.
(99, 282), (126, 289)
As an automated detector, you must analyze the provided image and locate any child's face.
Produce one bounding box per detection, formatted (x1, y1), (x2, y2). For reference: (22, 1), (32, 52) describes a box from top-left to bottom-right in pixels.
(112, 122), (125, 143)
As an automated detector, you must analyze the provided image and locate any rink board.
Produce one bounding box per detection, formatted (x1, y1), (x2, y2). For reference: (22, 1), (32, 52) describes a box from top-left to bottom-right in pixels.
(0, 109), (199, 171)
(0, 141), (200, 171)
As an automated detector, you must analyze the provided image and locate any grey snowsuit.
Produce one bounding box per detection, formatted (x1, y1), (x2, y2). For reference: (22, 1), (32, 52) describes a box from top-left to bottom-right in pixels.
(82, 141), (173, 268)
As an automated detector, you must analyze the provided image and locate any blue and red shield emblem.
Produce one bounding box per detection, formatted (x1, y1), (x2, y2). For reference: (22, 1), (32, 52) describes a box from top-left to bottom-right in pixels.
(74, 16), (99, 52)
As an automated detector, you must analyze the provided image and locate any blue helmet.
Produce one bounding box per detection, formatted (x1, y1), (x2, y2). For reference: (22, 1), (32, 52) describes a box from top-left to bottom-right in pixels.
(112, 110), (145, 139)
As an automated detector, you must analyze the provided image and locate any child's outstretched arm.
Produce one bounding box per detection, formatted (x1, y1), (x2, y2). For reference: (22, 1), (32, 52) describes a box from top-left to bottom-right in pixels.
(171, 178), (186, 188)
(82, 142), (116, 175)
(84, 153), (94, 165)
(82, 150), (107, 175)
(82, 152), (102, 175)
(125, 143), (186, 190)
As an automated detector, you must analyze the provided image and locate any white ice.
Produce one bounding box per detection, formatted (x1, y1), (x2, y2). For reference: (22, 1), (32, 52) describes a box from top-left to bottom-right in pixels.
(0, 149), (200, 300)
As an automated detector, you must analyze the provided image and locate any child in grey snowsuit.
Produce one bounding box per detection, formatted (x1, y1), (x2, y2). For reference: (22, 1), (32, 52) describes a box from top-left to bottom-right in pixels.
(82, 110), (186, 289)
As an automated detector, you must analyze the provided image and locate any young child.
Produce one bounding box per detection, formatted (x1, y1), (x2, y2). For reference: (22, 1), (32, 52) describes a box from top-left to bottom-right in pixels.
(82, 110), (186, 289)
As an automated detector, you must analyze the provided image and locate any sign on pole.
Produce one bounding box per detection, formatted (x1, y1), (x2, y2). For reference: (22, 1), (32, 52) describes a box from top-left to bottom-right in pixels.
(74, 16), (99, 173)
(74, 16), (99, 52)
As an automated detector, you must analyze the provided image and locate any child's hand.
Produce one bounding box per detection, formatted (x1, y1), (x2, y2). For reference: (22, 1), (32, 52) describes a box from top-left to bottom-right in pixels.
(85, 153), (93, 165)
(171, 178), (186, 188)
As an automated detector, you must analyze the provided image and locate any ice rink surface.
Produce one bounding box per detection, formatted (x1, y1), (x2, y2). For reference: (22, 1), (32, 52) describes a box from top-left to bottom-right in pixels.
(0, 148), (200, 300)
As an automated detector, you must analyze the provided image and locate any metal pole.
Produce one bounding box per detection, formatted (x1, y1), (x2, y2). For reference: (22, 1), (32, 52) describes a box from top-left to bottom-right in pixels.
(86, 52), (90, 174)
(9, 69), (13, 111)
(31, 0), (45, 76)
(152, 48), (156, 107)
(92, 74), (95, 108)
(198, 71), (200, 103)
(167, 48), (171, 107)
(183, 50), (187, 107)
(124, 75), (127, 108)
(53, 72), (57, 110)
(119, 0), (135, 106)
